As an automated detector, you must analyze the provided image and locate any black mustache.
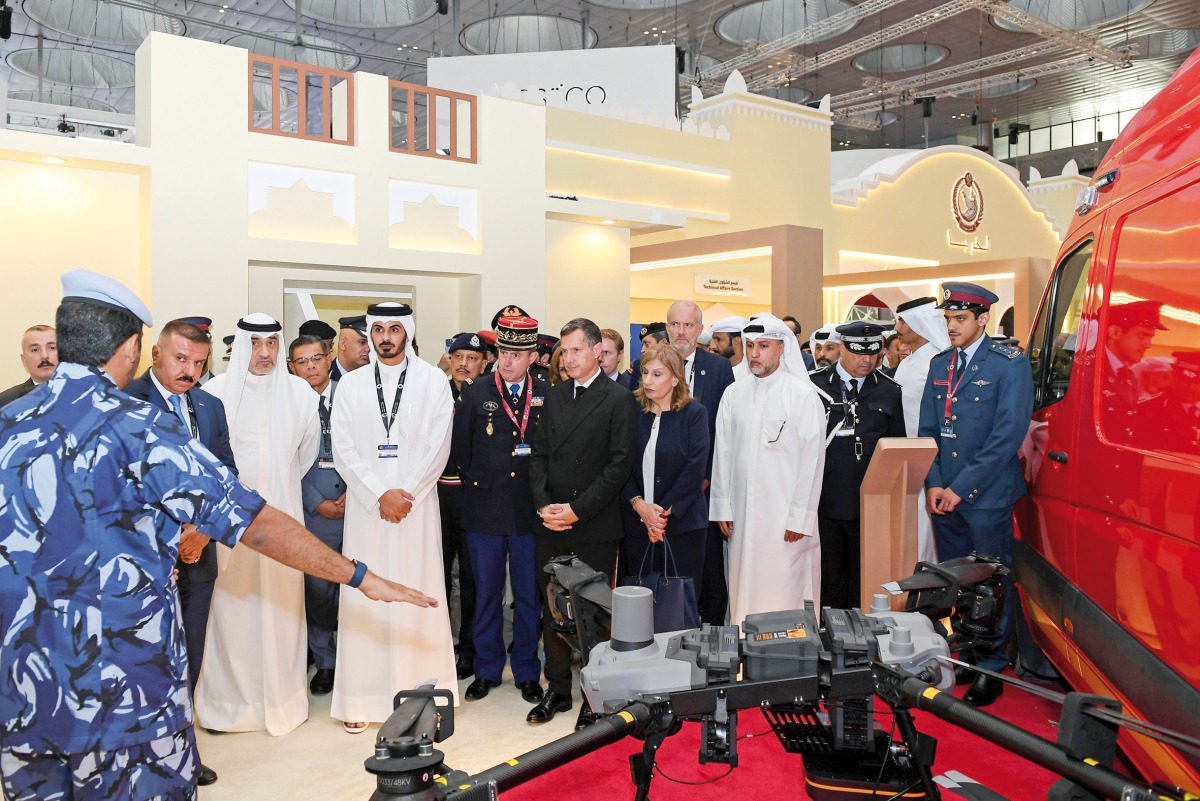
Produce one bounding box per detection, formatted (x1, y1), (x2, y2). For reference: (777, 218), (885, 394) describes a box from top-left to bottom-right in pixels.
(37, 360), (54, 368)
(177, 375), (195, 384)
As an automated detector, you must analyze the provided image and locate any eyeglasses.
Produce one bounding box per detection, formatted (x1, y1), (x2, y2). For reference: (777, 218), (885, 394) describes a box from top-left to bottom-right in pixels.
(290, 354), (327, 367)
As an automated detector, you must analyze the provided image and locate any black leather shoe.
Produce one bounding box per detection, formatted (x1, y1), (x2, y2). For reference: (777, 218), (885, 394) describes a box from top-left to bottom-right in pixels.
(309, 668), (334, 696)
(963, 673), (1004, 707)
(456, 657), (474, 681)
(526, 691), (571, 724)
(517, 680), (544, 704)
(197, 765), (218, 786)
(574, 703), (598, 732)
(465, 677), (500, 701)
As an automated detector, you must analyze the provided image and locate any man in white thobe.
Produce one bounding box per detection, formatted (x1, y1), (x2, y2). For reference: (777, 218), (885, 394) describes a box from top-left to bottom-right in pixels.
(710, 314), (827, 624)
(195, 313), (320, 736)
(330, 302), (456, 728)
(893, 297), (951, 564)
(809, 325), (843, 372)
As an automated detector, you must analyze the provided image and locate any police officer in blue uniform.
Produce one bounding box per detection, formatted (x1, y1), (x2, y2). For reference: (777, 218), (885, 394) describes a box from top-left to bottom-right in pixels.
(289, 334), (346, 698)
(919, 282), (1034, 707)
(0, 271), (435, 801)
(452, 315), (548, 705)
(811, 321), (906, 610)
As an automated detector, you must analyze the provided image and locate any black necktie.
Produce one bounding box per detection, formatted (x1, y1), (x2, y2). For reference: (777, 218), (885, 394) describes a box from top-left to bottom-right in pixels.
(958, 349), (969, 374)
(574, 384), (586, 400)
(318, 395), (332, 456)
(844, 380), (858, 402)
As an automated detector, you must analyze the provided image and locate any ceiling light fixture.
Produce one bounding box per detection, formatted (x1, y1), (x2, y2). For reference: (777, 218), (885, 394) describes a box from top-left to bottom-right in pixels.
(41, 156), (66, 165)
(601, 219), (616, 225)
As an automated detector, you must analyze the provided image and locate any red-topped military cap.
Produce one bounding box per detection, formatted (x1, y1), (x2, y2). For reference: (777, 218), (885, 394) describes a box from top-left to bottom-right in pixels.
(496, 315), (539, 351)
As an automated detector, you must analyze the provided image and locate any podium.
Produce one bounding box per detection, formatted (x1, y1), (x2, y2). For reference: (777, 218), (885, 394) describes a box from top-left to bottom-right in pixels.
(858, 437), (938, 612)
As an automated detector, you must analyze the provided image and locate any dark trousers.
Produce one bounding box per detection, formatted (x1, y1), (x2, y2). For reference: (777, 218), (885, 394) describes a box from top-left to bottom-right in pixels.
(176, 549), (216, 695)
(302, 519), (343, 670)
(439, 486), (475, 661)
(932, 504), (1015, 671)
(818, 515), (861, 611)
(467, 529), (541, 684)
(535, 536), (621, 699)
(697, 522), (728, 626)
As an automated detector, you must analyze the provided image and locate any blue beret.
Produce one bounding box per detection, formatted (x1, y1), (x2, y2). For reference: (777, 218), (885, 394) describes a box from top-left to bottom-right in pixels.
(61, 269), (153, 327)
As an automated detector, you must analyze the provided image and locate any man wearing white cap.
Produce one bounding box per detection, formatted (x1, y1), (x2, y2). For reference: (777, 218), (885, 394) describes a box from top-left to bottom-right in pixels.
(893, 297), (952, 564)
(194, 313), (321, 736)
(330, 302), (457, 731)
(709, 315), (749, 381)
(710, 314), (827, 622)
(0, 272), (435, 801)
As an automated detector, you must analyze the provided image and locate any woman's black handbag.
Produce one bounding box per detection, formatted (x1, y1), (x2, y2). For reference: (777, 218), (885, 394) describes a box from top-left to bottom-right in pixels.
(618, 537), (699, 633)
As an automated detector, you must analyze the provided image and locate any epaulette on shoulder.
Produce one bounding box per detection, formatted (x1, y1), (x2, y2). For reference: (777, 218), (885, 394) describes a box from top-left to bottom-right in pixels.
(935, 345), (955, 357)
(876, 370), (900, 385)
(464, 378), (473, 384)
(989, 342), (1021, 360)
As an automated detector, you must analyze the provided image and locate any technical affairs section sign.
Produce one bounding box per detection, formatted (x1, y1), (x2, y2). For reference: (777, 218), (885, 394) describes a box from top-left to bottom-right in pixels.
(427, 46), (677, 121)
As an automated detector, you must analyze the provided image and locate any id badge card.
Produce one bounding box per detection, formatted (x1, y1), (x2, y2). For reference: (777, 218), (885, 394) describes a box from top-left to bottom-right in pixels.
(378, 443), (399, 459)
(512, 443), (532, 457)
(319, 456), (337, 469)
(940, 419), (957, 439)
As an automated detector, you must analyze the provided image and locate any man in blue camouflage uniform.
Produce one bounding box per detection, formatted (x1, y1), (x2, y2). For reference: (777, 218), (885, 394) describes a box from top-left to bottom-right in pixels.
(0, 271), (437, 801)
(919, 282), (1034, 708)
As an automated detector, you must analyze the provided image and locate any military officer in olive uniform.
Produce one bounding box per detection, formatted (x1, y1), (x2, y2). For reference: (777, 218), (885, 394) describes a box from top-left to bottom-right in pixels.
(810, 321), (906, 610)
(452, 316), (548, 705)
(919, 282), (1034, 708)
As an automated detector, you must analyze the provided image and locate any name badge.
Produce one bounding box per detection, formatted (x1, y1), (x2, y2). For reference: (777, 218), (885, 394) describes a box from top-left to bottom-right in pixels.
(834, 427), (856, 437)
(319, 456), (337, 469)
(531, 396), (544, 407)
(378, 443), (399, 459)
(940, 419), (957, 439)
(512, 443), (532, 457)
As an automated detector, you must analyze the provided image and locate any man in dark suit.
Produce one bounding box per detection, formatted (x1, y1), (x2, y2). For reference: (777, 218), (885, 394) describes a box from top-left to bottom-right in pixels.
(810, 322), (906, 610)
(453, 316), (547, 705)
(528, 318), (639, 728)
(125, 318), (235, 788)
(919, 282), (1034, 707)
(663, 300), (734, 626)
(0, 324), (57, 408)
(600, 328), (634, 389)
(288, 334), (345, 697)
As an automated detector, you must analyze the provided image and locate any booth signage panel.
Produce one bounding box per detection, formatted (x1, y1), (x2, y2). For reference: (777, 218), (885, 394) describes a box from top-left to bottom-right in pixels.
(695, 274), (751, 296)
(427, 46), (677, 120)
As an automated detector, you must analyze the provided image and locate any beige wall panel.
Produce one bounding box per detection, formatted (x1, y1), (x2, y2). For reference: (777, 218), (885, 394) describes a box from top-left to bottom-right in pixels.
(545, 220), (630, 337)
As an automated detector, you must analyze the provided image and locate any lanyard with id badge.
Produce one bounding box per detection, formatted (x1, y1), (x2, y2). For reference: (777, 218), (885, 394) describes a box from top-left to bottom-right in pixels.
(940, 350), (970, 439)
(376, 363), (407, 458)
(495, 371), (533, 457)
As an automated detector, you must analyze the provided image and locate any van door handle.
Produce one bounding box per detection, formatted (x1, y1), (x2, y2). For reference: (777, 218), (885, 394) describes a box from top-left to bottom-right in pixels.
(1048, 450), (1069, 464)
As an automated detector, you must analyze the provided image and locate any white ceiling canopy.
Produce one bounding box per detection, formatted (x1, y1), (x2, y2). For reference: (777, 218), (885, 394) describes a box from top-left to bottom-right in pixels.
(953, 76), (1037, 99)
(6, 48), (136, 88)
(1129, 29), (1200, 59)
(284, 0), (438, 30)
(7, 89), (117, 112)
(460, 15), (598, 55)
(853, 43), (951, 74)
(716, 0), (857, 48)
(991, 0), (1153, 33)
(226, 33), (361, 71)
(760, 86), (814, 104)
(584, 0), (702, 12)
(22, 0), (184, 46)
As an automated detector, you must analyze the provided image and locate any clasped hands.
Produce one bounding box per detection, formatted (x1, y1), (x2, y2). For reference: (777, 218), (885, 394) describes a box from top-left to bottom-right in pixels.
(179, 524), (210, 564)
(926, 486), (962, 515)
(632, 499), (671, 543)
(379, 488), (415, 524)
(538, 503), (579, 532)
(316, 493), (347, 521)
(715, 521), (804, 543)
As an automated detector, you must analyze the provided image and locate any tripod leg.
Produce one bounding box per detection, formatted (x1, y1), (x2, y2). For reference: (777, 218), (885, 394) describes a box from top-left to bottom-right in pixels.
(629, 731), (668, 801)
(893, 707), (940, 800)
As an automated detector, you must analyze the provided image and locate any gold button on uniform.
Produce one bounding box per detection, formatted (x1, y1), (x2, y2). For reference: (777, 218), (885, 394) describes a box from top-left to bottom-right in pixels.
(510, 471), (516, 477)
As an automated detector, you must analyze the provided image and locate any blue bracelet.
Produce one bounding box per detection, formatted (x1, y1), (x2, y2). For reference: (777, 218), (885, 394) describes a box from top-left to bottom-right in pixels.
(347, 559), (368, 589)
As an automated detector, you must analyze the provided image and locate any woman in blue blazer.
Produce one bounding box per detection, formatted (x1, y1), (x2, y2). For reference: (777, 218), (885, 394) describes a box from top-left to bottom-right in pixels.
(621, 343), (710, 594)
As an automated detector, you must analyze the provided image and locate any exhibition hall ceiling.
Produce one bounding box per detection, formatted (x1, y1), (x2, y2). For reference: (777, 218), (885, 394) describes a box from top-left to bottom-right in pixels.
(3, 0), (1199, 148)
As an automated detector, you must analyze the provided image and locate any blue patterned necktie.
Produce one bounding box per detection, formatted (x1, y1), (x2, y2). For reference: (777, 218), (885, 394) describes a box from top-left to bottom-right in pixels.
(168, 393), (188, 428)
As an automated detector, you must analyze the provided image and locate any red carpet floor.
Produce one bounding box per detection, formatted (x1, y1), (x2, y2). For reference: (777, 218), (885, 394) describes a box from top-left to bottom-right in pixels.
(502, 672), (1072, 801)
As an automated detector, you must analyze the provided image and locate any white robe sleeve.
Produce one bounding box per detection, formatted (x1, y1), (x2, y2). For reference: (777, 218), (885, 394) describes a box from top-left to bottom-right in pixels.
(398, 373), (453, 509)
(709, 390), (735, 522)
(784, 383), (826, 537)
(295, 382), (321, 473)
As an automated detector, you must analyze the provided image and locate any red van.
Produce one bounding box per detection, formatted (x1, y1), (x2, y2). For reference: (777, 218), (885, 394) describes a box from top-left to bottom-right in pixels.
(1017, 47), (1200, 789)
